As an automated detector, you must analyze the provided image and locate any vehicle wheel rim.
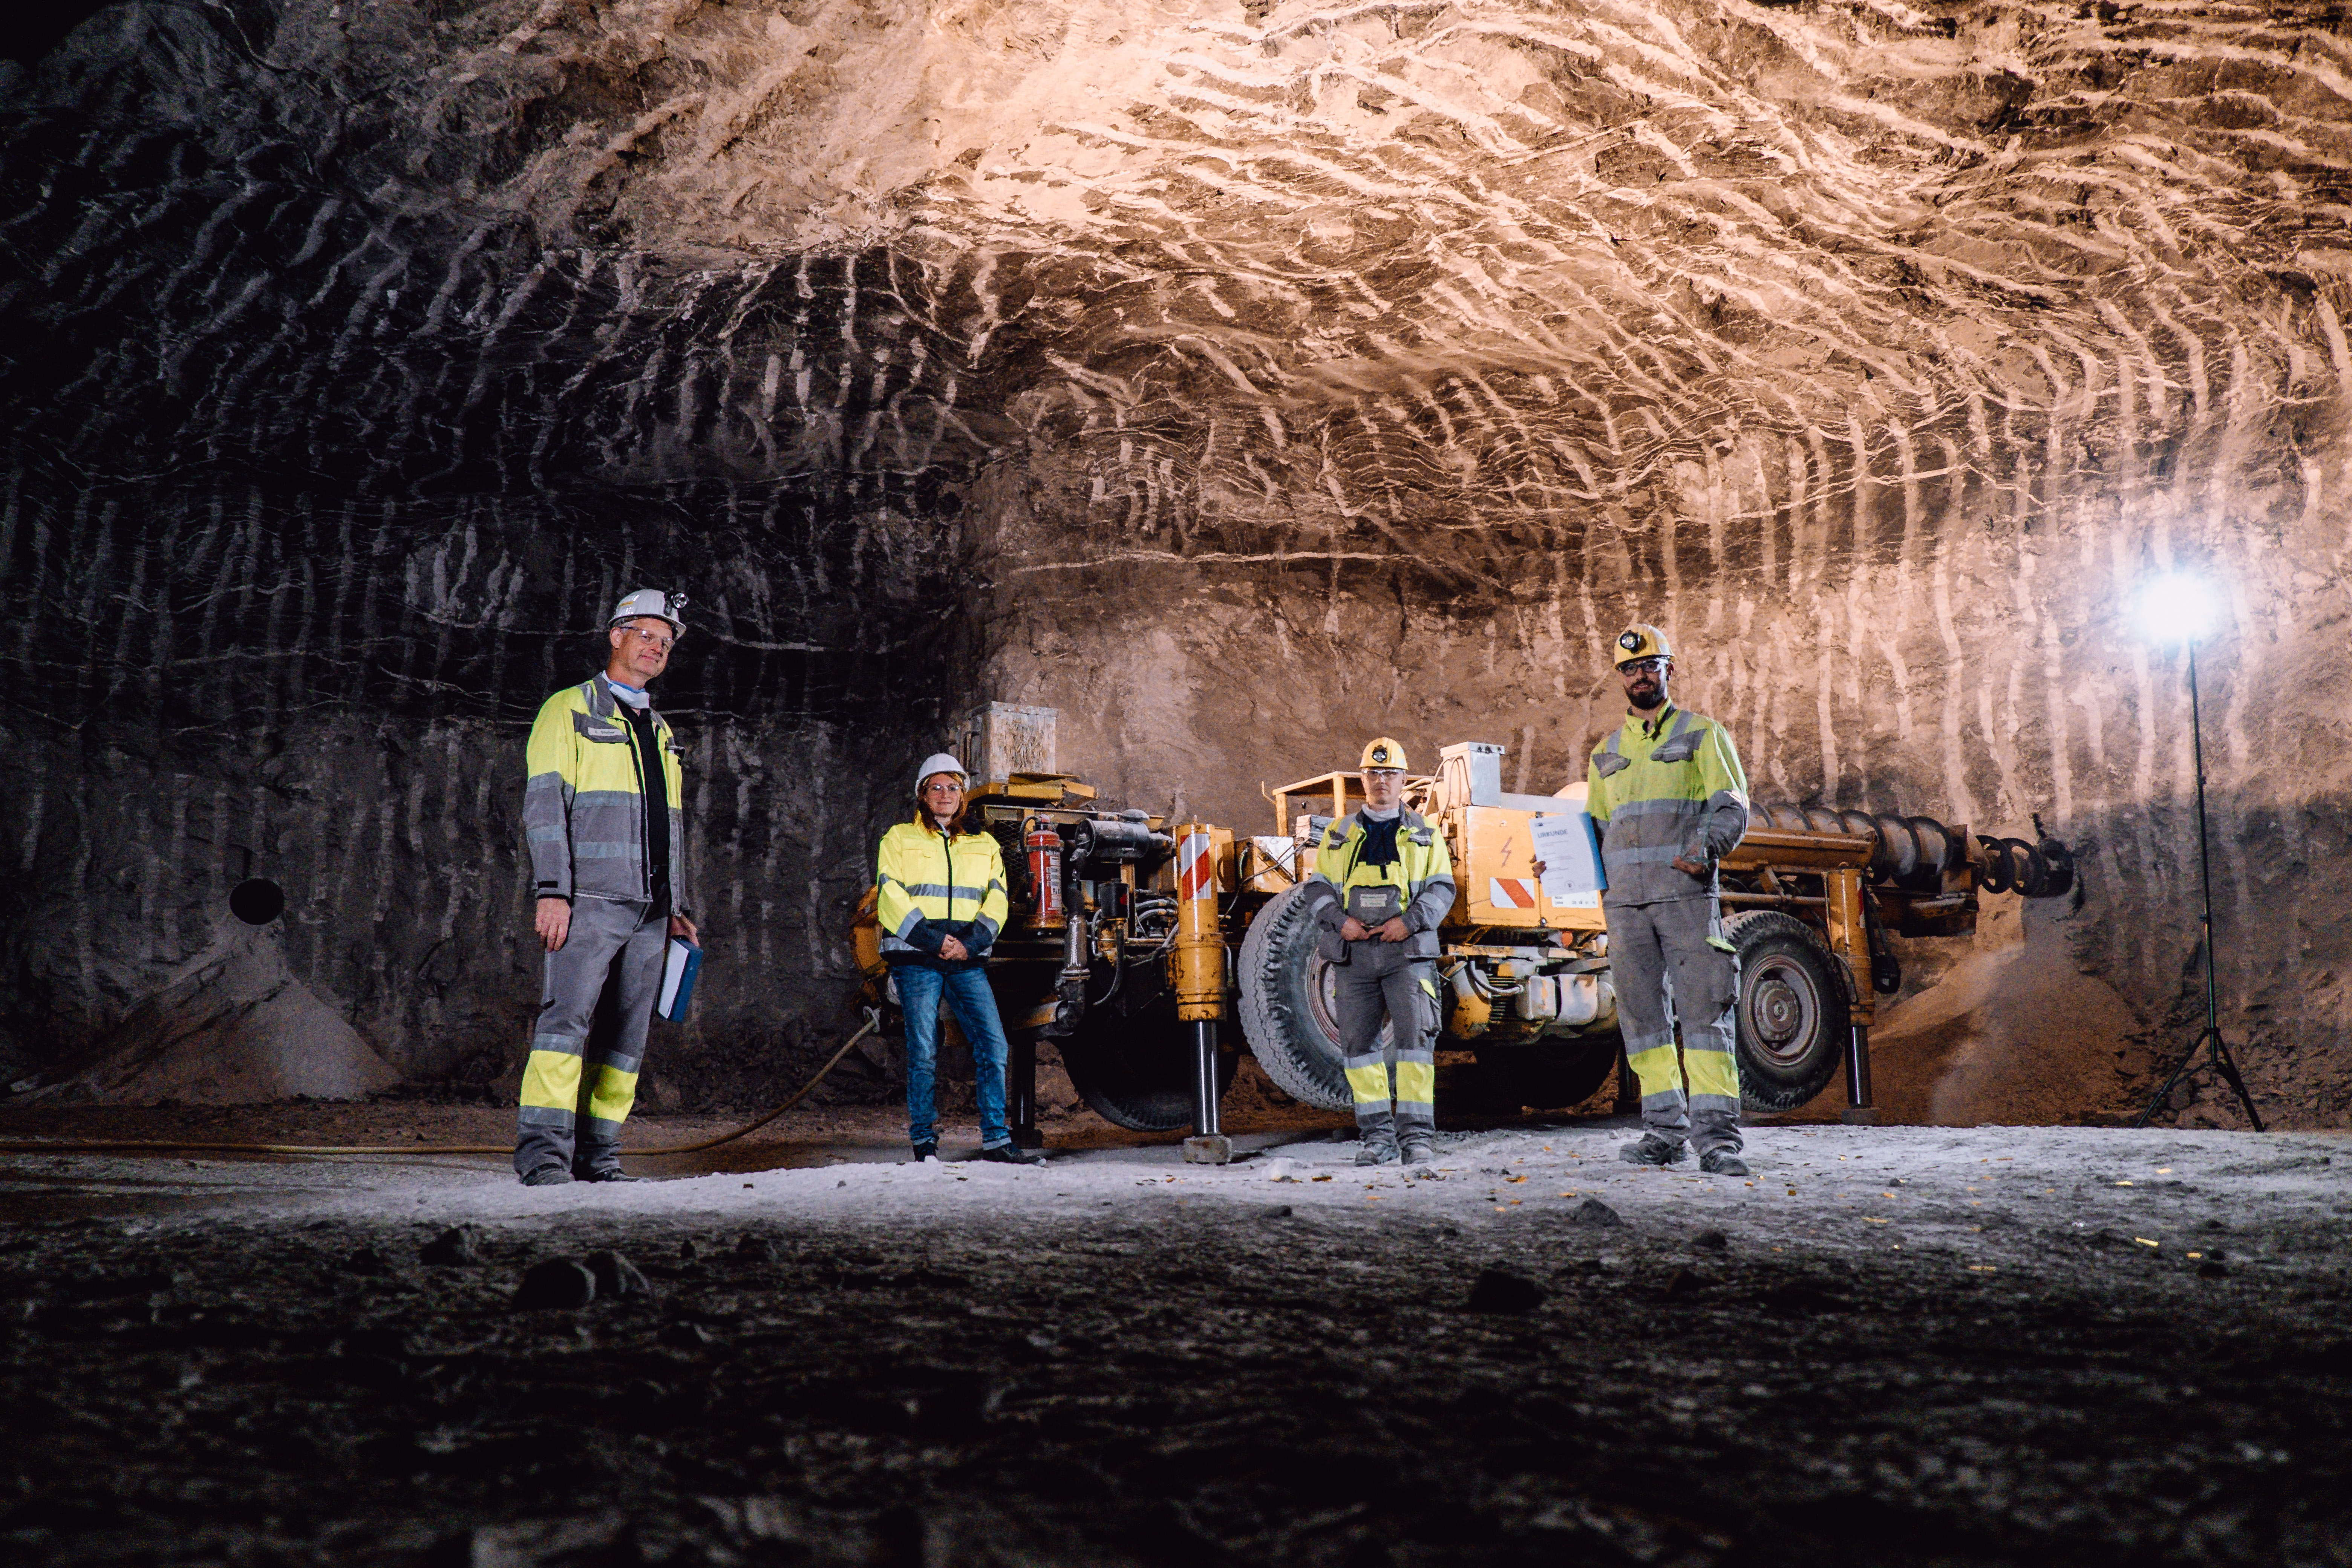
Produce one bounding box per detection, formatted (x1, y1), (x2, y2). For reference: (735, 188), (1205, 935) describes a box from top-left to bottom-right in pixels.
(1743, 954), (1819, 1069)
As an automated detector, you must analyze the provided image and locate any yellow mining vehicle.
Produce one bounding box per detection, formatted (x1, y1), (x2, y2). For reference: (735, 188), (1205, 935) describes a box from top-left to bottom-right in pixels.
(856, 713), (2072, 1154)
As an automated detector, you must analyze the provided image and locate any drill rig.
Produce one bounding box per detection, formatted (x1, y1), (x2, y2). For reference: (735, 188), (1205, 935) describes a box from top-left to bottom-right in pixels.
(855, 717), (2074, 1153)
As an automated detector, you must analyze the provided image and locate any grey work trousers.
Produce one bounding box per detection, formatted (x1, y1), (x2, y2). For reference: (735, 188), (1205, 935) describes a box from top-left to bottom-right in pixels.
(1332, 939), (1439, 1150)
(1605, 896), (1743, 1156)
(514, 897), (668, 1177)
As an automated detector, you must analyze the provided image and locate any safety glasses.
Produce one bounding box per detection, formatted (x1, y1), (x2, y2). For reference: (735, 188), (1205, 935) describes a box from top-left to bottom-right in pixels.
(621, 626), (675, 654)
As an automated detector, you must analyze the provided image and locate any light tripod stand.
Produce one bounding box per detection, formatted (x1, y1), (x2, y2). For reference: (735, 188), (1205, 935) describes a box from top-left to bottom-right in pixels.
(2132, 627), (2263, 1132)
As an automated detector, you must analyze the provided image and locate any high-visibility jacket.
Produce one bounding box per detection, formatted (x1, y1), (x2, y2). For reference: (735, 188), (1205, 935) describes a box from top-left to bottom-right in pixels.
(1301, 808), (1456, 959)
(1585, 703), (1749, 905)
(524, 677), (690, 911)
(875, 819), (1009, 969)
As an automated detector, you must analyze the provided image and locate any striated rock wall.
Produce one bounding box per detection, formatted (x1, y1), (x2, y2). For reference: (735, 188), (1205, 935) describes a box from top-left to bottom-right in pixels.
(5, 0), (2352, 1124)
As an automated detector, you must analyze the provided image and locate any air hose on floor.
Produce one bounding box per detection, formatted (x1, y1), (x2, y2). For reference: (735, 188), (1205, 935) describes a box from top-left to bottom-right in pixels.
(0, 1012), (882, 1161)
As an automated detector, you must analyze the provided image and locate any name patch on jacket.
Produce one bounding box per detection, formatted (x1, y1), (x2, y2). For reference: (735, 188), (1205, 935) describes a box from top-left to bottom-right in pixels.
(574, 713), (628, 743)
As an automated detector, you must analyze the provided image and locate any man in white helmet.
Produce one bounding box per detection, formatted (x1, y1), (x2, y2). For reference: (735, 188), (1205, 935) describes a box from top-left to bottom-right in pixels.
(513, 590), (700, 1186)
(873, 755), (1043, 1164)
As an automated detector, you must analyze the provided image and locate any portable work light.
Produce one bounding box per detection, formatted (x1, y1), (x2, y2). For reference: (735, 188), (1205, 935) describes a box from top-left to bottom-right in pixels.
(2130, 568), (2262, 1130)
(2134, 571), (2221, 645)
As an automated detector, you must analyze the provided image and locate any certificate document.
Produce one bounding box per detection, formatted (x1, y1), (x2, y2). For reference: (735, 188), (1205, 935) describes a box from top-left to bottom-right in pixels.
(1529, 810), (1605, 902)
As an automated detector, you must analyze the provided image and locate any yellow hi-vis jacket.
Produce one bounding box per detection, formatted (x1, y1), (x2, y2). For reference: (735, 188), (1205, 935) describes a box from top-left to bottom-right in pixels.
(1300, 808), (1456, 959)
(1585, 703), (1750, 904)
(875, 819), (1009, 968)
(524, 677), (690, 911)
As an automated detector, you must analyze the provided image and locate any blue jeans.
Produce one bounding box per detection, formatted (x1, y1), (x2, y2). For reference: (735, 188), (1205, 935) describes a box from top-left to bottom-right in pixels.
(893, 964), (1011, 1150)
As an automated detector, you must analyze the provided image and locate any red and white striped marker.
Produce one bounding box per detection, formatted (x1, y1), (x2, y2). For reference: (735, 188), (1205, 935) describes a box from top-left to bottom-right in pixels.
(1489, 876), (1537, 909)
(1178, 830), (1217, 902)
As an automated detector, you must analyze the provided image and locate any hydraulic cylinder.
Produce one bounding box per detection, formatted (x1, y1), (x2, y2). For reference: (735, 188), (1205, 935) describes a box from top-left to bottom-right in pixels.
(1172, 824), (1231, 1162)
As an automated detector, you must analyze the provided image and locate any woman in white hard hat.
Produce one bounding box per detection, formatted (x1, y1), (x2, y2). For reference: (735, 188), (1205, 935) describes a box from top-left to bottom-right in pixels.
(873, 756), (1044, 1164)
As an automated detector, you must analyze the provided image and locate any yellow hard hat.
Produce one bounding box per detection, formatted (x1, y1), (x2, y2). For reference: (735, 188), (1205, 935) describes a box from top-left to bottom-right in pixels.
(1360, 736), (1408, 772)
(1613, 624), (1674, 667)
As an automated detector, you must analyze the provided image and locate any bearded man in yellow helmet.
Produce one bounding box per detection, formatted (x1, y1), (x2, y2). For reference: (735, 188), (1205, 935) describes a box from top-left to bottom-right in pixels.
(1585, 626), (1753, 1177)
(1300, 738), (1457, 1165)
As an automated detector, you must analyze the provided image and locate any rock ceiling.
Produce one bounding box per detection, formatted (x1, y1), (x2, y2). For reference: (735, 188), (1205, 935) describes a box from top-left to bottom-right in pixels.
(20, 0), (2351, 584)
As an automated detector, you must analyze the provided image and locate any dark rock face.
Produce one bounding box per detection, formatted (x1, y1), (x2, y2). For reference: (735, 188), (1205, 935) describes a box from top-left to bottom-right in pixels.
(3, 1), (2349, 1124)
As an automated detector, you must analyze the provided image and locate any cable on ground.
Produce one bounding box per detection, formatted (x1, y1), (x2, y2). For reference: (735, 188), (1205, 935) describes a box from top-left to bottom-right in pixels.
(0, 1012), (883, 1161)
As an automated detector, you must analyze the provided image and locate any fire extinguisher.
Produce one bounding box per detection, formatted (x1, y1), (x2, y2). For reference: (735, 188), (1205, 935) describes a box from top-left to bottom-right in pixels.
(1025, 818), (1066, 927)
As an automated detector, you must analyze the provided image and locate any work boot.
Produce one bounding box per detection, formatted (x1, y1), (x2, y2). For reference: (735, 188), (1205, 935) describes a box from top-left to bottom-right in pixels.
(979, 1143), (1045, 1166)
(1698, 1148), (1750, 1178)
(910, 1141), (938, 1164)
(519, 1165), (574, 1187)
(1400, 1138), (1437, 1167)
(1357, 1139), (1401, 1167)
(574, 1164), (647, 1183)
(1618, 1135), (1690, 1167)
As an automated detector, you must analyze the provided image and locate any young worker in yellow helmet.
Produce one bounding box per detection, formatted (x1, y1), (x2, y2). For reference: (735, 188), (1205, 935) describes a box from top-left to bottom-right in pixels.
(1300, 738), (1458, 1165)
(1584, 626), (1753, 1176)
(874, 755), (1044, 1165)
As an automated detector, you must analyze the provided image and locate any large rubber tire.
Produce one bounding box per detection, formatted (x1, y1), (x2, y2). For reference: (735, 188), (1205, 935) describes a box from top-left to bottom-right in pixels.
(1727, 910), (1850, 1112)
(1058, 960), (1236, 1132)
(1475, 1037), (1621, 1110)
(1234, 884), (1356, 1110)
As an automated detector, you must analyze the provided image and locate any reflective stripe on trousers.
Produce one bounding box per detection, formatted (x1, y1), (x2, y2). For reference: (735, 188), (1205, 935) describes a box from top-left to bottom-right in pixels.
(514, 897), (668, 1176)
(1605, 896), (1742, 1155)
(1332, 941), (1439, 1146)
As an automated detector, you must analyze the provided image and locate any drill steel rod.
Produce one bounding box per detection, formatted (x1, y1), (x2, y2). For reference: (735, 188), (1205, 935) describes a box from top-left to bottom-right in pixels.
(1188, 1021), (1222, 1138)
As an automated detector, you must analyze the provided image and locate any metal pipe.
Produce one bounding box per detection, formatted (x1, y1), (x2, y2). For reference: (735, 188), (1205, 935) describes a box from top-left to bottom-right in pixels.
(1007, 1031), (1038, 1148)
(1718, 892), (1827, 906)
(1841, 1024), (1878, 1125)
(1048, 834), (1090, 1038)
(1188, 1020), (1223, 1138)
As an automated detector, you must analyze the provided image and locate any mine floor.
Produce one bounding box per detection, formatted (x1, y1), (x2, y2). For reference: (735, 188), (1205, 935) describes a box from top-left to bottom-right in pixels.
(2, 1113), (2346, 1567)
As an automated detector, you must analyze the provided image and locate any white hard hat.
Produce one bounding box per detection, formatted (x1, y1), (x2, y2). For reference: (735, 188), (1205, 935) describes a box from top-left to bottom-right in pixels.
(916, 753), (968, 790)
(610, 588), (687, 639)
